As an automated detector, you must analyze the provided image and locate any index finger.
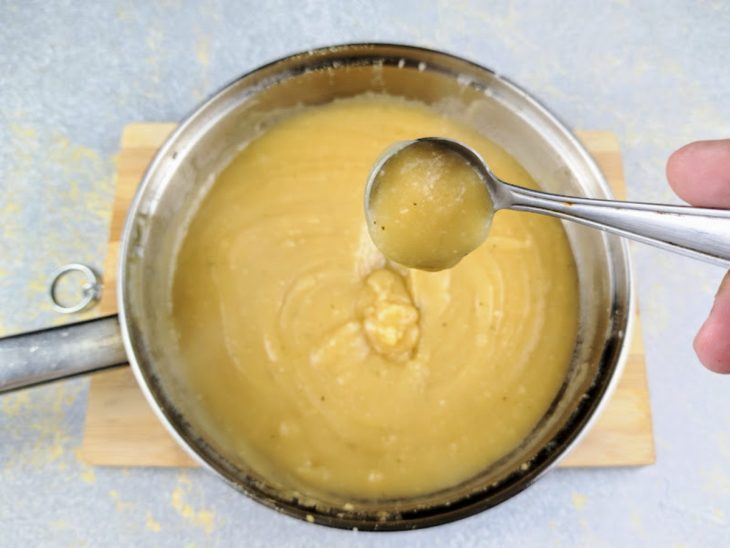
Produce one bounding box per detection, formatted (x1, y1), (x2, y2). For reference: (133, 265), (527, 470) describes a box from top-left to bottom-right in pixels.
(666, 139), (730, 208)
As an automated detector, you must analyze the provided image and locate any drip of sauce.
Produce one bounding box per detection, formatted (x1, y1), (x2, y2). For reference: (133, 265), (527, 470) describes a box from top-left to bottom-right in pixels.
(172, 95), (579, 500)
(367, 140), (494, 271)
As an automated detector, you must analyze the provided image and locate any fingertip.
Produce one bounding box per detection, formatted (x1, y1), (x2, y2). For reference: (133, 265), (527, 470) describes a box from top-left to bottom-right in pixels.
(665, 139), (730, 207)
(665, 143), (691, 195)
(694, 321), (730, 374)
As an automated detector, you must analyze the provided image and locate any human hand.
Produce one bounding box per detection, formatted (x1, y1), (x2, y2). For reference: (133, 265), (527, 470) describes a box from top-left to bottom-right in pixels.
(667, 139), (730, 373)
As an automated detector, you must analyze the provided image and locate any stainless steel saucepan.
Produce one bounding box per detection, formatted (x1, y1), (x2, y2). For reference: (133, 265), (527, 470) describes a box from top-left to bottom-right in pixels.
(0, 44), (632, 530)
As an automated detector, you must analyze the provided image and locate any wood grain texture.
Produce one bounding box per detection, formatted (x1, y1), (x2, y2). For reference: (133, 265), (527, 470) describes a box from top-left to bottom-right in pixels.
(80, 124), (655, 468)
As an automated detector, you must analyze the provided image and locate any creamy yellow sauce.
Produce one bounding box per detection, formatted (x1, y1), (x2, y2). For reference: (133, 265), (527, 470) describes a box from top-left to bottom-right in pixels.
(367, 140), (493, 271)
(172, 95), (579, 500)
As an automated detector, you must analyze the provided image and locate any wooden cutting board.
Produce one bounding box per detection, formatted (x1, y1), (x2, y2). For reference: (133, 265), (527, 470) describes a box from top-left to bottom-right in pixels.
(80, 124), (655, 468)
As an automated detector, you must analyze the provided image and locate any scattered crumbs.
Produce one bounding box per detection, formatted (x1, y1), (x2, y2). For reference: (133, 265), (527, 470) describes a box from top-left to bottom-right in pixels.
(116, 5), (130, 20)
(305, 514), (315, 523)
(711, 507), (725, 524)
(571, 491), (587, 511)
(144, 28), (163, 85)
(81, 468), (96, 484)
(109, 489), (134, 513)
(146, 512), (162, 533)
(10, 123), (37, 140)
(195, 36), (210, 67)
(1, 391), (31, 416)
(192, 35), (211, 100)
(171, 475), (215, 533)
(2, 384), (81, 470)
(48, 519), (67, 530)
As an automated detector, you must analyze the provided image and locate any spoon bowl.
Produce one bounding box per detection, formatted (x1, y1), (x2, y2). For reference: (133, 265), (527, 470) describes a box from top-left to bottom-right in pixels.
(365, 138), (495, 270)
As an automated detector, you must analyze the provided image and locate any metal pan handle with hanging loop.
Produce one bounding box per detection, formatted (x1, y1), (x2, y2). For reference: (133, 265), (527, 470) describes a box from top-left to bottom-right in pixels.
(0, 264), (127, 393)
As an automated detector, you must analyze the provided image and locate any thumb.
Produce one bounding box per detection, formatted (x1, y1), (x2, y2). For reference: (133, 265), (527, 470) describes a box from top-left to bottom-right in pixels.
(694, 272), (730, 373)
(667, 139), (730, 373)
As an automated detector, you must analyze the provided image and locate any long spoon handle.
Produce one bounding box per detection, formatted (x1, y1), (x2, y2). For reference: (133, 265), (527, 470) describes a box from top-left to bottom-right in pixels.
(501, 182), (730, 269)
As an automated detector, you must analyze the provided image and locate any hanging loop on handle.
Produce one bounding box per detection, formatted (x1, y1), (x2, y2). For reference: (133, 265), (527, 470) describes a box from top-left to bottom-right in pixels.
(49, 263), (102, 314)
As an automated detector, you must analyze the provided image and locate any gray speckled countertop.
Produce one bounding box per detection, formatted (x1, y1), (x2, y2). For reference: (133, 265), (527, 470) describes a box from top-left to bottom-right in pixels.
(2, 1), (729, 546)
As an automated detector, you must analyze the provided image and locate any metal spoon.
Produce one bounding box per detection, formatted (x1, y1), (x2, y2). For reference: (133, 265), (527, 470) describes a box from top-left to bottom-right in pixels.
(365, 137), (730, 269)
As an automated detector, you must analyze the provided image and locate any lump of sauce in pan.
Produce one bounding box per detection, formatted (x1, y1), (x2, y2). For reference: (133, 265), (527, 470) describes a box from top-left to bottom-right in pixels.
(171, 95), (579, 500)
(367, 140), (494, 271)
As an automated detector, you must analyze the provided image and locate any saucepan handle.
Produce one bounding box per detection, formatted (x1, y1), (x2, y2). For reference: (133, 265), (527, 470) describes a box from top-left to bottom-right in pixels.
(0, 315), (127, 393)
